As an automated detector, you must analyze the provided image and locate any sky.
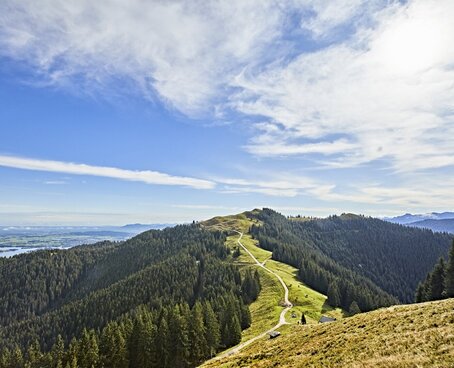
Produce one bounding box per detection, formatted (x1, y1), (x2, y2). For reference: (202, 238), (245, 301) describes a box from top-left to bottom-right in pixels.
(0, 0), (454, 225)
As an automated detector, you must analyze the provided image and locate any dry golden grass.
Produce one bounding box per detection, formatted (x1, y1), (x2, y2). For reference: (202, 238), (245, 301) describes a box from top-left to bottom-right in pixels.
(206, 298), (454, 368)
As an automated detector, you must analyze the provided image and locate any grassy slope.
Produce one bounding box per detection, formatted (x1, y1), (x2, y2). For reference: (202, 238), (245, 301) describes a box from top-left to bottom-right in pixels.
(264, 259), (343, 323)
(202, 211), (342, 344)
(205, 298), (454, 368)
(220, 233), (284, 343)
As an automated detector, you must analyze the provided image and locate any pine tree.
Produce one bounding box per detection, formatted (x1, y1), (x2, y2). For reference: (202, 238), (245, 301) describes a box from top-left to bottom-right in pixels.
(444, 240), (454, 298)
(168, 304), (189, 368)
(415, 282), (425, 303)
(327, 282), (341, 307)
(241, 269), (260, 304)
(428, 258), (446, 301)
(349, 301), (361, 315)
(128, 317), (142, 368)
(51, 335), (65, 368)
(65, 339), (78, 368)
(188, 302), (208, 365)
(203, 301), (220, 357)
(221, 295), (242, 347)
(78, 329), (99, 368)
(11, 346), (24, 368)
(225, 315), (242, 347)
(26, 340), (43, 368)
(100, 322), (128, 368)
(0, 348), (11, 368)
(301, 313), (306, 325)
(156, 312), (170, 368)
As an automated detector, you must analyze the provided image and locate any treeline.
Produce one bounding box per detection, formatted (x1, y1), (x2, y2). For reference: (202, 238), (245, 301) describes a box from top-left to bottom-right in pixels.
(250, 209), (452, 311)
(0, 224), (260, 365)
(251, 220), (396, 313)
(416, 240), (454, 303)
(0, 296), (247, 368)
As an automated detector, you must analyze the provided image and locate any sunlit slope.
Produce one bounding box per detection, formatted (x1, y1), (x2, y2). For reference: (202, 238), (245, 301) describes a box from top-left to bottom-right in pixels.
(201, 211), (342, 346)
(205, 298), (454, 368)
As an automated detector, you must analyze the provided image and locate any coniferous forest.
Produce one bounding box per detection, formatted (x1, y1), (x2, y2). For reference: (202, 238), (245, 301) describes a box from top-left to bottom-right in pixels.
(0, 209), (452, 367)
(249, 209), (452, 312)
(416, 239), (454, 303)
(0, 224), (260, 368)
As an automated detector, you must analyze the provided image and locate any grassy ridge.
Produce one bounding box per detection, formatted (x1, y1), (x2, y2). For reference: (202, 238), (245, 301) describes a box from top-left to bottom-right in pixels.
(202, 212), (343, 341)
(205, 298), (454, 367)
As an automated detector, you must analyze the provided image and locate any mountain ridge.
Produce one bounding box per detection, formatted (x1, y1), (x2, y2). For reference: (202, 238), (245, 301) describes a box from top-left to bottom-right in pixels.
(385, 212), (454, 233)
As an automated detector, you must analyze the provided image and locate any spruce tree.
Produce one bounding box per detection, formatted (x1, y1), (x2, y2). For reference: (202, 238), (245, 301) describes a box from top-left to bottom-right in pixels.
(203, 301), (220, 357)
(188, 302), (208, 365)
(141, 316), (157, 368)
(415, 282), (425, 303)
(327, 282), (341, 307)
(239, 300), (251, 329)
(226, 315), (242, 347)
(168, 304), (189, 368)
(11, 346), (24, 368)
(26, 340), (43, 368)
(77, 329), (99, 368)
(156, 313), (170, 368)
(444, 240), (454, 298)
(428, 258), (446, 300)
(51, 335), (65, 368)
(100, 322), (128, 368)
(221, 294), (242, 347)
(65, 339), (78, 368)
(128, 317), (142, 368)
(349, 301), (361, 315)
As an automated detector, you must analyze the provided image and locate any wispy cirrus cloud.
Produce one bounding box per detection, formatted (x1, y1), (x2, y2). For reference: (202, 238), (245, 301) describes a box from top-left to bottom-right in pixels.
(0, 155), (214, 189)
(233, 0), (454, 172)
(43, 180), (67, 185)
(0, 0), (285, 116)
(215, 175), (335, 198)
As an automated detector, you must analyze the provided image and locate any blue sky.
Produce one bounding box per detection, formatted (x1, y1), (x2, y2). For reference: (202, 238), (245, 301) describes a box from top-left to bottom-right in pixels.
(1, 0), (454, 225)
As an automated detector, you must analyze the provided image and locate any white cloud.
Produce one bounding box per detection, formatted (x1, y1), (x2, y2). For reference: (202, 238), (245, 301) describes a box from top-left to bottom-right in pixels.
(0, 0), (284, 116)
(312, 175), (454, 210)
(233, 0), (454, 172)
(215, 175), (334, 198)
(44, 180), (67, 185)
(0, 155), (214, 189)
(2, 0), (454, 212)
(171, 204), (240, 210)
(299, 0), (380, 39)
(245, 139), (358, 157)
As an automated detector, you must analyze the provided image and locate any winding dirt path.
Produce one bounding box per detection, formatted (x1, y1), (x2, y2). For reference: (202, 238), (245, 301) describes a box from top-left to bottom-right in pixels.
(209, 231), (293, 361)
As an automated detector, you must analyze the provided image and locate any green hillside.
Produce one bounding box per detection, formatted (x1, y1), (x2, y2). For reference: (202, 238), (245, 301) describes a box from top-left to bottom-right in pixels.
(204, 298), (454, 367)
(1, 208), (452, 368)
(0, 225), (257, 367)
(250, 209), (452, 307)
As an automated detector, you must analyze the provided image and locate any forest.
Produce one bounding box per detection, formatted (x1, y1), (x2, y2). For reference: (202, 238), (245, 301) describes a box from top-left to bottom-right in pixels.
(0, 224), (260, 368)
(416, 240), (454, 303)
(1, 208), (452, 367)
(249, 209), (452, 312)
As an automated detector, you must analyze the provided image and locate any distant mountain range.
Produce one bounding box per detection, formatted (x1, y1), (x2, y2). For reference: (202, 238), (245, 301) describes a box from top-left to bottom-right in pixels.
(385, 212), (454, 233)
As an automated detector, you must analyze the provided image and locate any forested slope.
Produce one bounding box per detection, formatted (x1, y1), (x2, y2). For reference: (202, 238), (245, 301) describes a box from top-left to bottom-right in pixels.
(0, 224), (260, 367)
(250, 209), (452, 310)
